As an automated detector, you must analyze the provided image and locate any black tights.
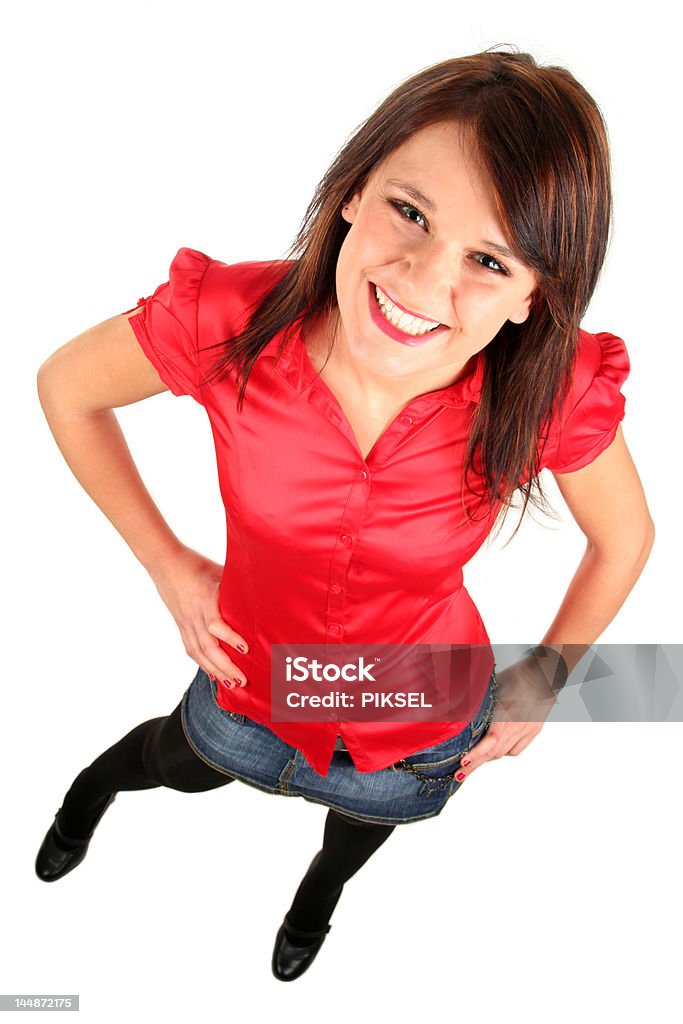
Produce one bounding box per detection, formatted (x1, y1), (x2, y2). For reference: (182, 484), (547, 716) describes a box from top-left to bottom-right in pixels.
(57, 701), (396, 934)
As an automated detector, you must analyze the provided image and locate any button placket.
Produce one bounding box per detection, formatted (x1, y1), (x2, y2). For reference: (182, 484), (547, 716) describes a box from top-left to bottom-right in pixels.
(325, 464), (371, 642)
(327, 529), (353, 641)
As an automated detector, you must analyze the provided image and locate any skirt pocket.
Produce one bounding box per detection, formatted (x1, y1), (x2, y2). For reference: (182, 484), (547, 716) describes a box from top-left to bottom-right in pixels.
(390, 730), (471, 796)
(390, 667), (500, 797)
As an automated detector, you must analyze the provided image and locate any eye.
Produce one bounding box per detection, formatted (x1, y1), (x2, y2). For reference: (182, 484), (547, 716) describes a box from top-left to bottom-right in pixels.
(389, 197), (511, 276)
(472, 252), (510, 276)
(389, 199), (429, 231)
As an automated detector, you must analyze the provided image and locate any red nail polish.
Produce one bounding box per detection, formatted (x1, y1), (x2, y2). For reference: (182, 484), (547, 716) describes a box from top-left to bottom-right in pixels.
(462, 758), (471, 767)
(456, 772), (466, 781)
(233, 677), (242, 687)
(236, 644), (246, 653)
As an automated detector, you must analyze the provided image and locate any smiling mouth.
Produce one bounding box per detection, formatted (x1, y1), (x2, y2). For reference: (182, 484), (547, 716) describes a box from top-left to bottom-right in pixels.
(373, 284), (444, 336)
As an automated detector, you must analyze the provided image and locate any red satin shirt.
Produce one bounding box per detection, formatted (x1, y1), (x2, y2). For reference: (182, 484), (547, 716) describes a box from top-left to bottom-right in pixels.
(123, 247), (630, 777)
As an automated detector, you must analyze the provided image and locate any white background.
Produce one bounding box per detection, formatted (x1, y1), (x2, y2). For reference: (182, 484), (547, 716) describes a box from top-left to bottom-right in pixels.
(2, 1), (680, 1021)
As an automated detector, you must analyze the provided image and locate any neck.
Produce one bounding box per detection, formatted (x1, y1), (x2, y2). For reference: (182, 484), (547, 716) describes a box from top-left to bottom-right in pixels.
(302, 309), (477, 409)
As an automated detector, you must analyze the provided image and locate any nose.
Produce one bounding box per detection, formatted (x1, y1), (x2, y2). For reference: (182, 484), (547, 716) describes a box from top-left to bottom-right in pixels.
(400, 240), (460, 322)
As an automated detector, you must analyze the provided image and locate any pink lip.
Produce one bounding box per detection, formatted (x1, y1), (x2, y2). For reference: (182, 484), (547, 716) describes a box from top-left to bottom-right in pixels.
(367, 282), (448, 347)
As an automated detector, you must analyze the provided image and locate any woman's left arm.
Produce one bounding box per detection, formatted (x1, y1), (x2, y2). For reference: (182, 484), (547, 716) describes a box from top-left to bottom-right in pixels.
(461, 424), (655, 772)
(538, 422), (655, 671)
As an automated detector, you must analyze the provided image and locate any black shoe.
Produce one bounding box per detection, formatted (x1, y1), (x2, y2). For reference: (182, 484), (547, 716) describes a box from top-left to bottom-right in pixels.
(271, 915), (332, 981)
(35, 793), (117, 883)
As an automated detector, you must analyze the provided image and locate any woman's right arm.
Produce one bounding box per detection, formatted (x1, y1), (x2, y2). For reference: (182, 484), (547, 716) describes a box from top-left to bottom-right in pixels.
(36, 309), (249, 688)
(37, 308), (182, 573)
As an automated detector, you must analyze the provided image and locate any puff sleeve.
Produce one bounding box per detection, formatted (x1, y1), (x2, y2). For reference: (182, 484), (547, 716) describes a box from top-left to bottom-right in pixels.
(541, 331), (631, 474)
(123, 247), (213, 404)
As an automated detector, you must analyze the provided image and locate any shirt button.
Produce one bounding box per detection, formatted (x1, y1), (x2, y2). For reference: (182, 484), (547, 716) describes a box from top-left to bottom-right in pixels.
(330, 583), (342, 594)
(361, 469), (368, 479)
(399, 415), (413, 425)
(329, 623), (342, 634)
(340, 534), (352, 546)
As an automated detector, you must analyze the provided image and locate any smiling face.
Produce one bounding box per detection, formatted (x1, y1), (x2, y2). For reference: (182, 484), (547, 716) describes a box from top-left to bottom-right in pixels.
(322, 120), (539, 398)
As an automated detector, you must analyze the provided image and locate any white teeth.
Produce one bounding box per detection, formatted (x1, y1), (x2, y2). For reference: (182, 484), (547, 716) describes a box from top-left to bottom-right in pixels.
(374, 285), (441, 336)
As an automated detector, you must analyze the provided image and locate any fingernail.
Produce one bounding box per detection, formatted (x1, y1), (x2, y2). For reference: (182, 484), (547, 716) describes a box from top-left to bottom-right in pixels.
(233, 677), (243, 687)
(462, 758), (471, 767)
(236, 644), (247, 653)
(456, 772), (466, 781)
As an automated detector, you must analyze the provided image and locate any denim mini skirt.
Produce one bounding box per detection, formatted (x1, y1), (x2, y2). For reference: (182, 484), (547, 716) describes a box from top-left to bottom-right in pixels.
(180, 665), (499, 826)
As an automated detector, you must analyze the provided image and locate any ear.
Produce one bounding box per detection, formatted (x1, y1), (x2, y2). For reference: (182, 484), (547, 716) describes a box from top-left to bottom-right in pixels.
(508, 288), (537, 325)
(341, 190), (362, 224)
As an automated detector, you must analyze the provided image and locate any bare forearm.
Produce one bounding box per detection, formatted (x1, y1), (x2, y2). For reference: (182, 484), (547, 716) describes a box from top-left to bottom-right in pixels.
(37, 381), (184, 574)
(541, 535), (654, 671)
(519, 534), (655, 700)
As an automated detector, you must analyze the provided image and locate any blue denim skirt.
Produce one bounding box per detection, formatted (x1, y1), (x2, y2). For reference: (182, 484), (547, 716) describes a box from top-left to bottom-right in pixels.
(180, 666), (499, 826)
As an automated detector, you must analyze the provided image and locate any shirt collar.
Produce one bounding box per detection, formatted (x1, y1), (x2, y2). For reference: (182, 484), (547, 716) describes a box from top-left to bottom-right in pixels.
(264, 326), (485, 410)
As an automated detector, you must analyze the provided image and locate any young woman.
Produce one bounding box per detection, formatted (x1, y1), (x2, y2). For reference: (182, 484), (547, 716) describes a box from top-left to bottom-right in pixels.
(35, 47), (654, 982)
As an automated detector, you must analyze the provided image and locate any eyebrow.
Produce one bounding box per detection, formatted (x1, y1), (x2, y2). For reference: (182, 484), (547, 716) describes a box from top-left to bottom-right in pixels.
(478, 239), (517, 261)
(386, 178), (437, 214)
(385, 177), (519, 262)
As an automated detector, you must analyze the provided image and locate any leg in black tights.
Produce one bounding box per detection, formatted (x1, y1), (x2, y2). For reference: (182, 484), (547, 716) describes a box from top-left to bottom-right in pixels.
(284, 809), (396, 944)
(57, 699), (233, 840)
(56, 701), (396, 937)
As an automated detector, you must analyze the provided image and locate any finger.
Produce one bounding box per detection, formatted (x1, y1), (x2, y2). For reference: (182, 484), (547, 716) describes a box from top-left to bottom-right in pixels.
(207, 641), (249, 688)
(207, 619), (249, 656)
(206, 669), (246, 690)
(507, 734), (537, 755)
(206, 667), (247, 688)
(203, 624), (249, 687)
(460, 735), (496, 774)
(190, 627), (249, 688)
(207, 672), (244, 690)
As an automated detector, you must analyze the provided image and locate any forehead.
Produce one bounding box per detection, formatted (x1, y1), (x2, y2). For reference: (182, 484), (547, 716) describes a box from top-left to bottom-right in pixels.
(369, 121), (501, 222)
(369, 121), (496, 203)
(377, 121), (481, 174)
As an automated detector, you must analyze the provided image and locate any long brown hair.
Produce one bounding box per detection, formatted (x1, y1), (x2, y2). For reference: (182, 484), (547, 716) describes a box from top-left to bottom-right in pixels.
(198, 45), (613, 543)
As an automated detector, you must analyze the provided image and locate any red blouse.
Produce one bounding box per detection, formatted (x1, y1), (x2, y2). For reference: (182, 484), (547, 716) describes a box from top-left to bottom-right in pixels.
(123, 247), (630, 777)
